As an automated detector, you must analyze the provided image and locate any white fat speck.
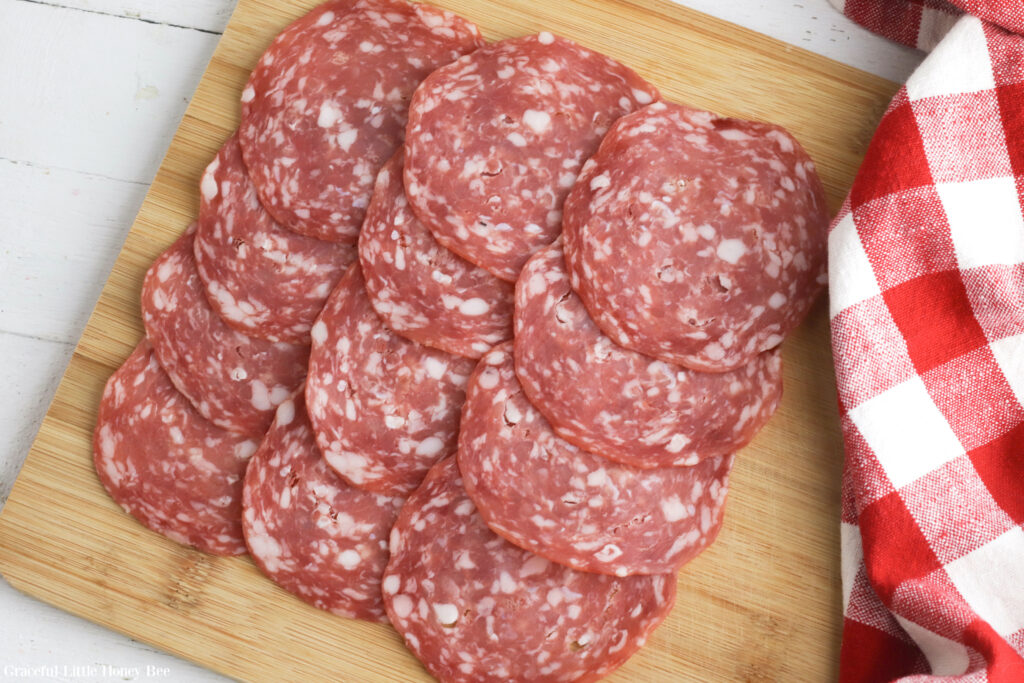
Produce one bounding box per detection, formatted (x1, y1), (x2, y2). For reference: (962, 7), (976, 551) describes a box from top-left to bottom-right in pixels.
(586, 469), (607, 487)
(716, 239), (747, 264)
(276, 399), (296, 427)
(168, 426), (184, 445)
(200, 170), (218, 201)
(537, 31), (554, 44)
(523, 109), (551, 134)
(499, 571), (517, 593)
(415, 437), (444, 457)
(497, 65), (516, 79)
(459, 298), (489, 316)
(338, 549), (361, 570)
(294, 208), (310, 219)
(382, 574), (400, 594)
(250, 380), (271, 411)
(423, 356), (446, 379)
(661, 495), (690, 522)
(384, 415), (406, 429)
(503, 401), (522, 425)
(520, 555), (549, 577)
(359, 41), (375, 52)
(718, 128), (752, 142)
(590, 173), (610, 191)
(318, 101), (343, 128)
(311, 320), (328, 345)
(632, 88), (654, 104)
(434, 603), (459, 626)
(666, 433), (690, 453)
(337, 129), (358, 152)
(476, 369), (499, 390)
(315, 10), (335, 26)
(507, 132), (527, 147)
(595, 544), (623, 562)
(768, 292), (787, 309)
(241, 86), (255, 103)
(391, 594), (414, 618)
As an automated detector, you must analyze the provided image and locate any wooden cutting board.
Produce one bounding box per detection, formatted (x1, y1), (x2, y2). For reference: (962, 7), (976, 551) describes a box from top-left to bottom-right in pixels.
(0, 0), (897, 680)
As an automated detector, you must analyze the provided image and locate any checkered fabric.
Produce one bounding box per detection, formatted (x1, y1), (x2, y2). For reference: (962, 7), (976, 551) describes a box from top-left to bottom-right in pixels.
(830, 14), (1024, 682)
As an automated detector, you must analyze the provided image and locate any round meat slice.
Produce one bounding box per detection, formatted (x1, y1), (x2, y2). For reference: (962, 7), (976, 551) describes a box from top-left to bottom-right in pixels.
(238, 0), (484, 242)
(306, 265), (475, 495)
(458, 344), (733, 577)
(94, 341), (259, 556)
(242, 391), (404, 621)
(515, 245), (783, 468)
(383, 457), (676, 683)
(359, 150), (514, 359)
(195, 134), (356, 344)
(142, 228), (309, 437)
(562, 101), (829, 371)
(404, 32), (659, 281)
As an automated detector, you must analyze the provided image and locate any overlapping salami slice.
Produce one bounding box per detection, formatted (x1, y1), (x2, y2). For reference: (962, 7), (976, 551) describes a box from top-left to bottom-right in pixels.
(359, 150), (514, 359)
(404, 32), (659, 281)
(242, 392), (404, 621)
(94, 341), (258, 555)
(142, 228), (308, 437)
(562, 101), (829, 371)
(383, 457), (675, 683)
(195, 134), (356, 344)
(515, 245), (783, 468)
(458, 344), (733, 577)
(238, 0), (484, 242)
(306, 265), (475, 495)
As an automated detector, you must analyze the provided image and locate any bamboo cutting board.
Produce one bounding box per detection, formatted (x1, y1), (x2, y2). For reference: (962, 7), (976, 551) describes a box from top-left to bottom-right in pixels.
(0, 1), (898, 680)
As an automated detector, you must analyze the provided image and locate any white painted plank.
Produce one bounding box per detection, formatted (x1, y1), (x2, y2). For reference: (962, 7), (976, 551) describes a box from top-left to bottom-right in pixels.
(0, 160), (148, 343)
(19, 0), (238, 34)
(679, 0), (924, 83)
(0, 1), (221, 183)
(0, 576), (226, 682)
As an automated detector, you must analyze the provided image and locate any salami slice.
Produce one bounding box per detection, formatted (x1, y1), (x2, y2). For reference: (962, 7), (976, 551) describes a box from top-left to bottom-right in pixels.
(404, 32), (659, 281)
(359, 150), (514, 359)
(562, 101), (829, 371)
(94, 341), (258, 555)
(142, 228), (309, 437)
(383, 457), (676, 683)
(306, 265), (475, 495)
(242, 392), (404, 621)
(195, 134), (356, 344)
(238, 0), (484, 242)
(515, 245), (783, 468)
(458, 344), (733, 577)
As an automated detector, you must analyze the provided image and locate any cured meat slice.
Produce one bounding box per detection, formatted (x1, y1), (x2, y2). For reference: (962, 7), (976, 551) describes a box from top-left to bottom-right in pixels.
(383, 457), (676, 683)
(94, 341), (258, 556)
(404, 32), (659, 281)
(195, 134), (356, 344)
(515, 245), (783, 468)
(458, 344), (733, 577)
(562, 101), (829, 371)
(238, 0), (484, 242)
(306, 265), (475, 495)
(359, 150), (514, 359)
(142, 228), (309, 437)
(242, 391), (403, 621)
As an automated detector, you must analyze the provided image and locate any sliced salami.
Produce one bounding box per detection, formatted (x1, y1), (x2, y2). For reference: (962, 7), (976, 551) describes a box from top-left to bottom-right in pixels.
(306, 265), (475, 496)
(238, 0), (484, 242)
(458, 344), (733, 577)
(359, 150), (514, 359)
(242, 391), (404, 621)
(195, 134), (356, 344)
(383, 457), (676, 683)
(93, 341), (258, 555)
(142, 228), (309, 437)
(515, 245), (783, 468)
(404, 32), (659, 281)
(562, 101), (829, 371)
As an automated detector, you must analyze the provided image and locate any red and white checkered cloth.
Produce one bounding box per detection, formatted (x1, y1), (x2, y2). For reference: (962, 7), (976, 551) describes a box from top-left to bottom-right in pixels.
(827, 7), (1024, 681)
(829, 1), (1024, 50)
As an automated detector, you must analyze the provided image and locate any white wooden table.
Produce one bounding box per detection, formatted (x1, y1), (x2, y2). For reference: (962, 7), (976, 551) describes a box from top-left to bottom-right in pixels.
(0, 1), (920, 680)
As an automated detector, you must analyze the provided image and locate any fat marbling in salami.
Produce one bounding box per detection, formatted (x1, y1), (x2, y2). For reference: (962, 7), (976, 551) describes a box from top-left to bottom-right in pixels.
(403, 32), (659, 281)
(458, 344), (733, 577)
(383, 457), (676, 683)
(242, 391), (404, 621)
(515, 245), (783, 468)
(306, 265), (475, 495)
(238, 0), (484, 242)
(142, 228), (308, 438)
(94, 341), (258, 555)
(359, 150), (514, 359)
(562, 101), (828, 371)
(195, 134), (356, 344)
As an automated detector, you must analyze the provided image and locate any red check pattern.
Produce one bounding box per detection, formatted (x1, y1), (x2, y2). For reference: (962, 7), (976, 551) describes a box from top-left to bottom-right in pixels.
(828, 14), (1024, 682)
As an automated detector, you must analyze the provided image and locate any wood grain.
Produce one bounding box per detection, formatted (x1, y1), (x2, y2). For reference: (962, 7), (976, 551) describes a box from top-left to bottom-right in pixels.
(0, 0), (897, 680)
